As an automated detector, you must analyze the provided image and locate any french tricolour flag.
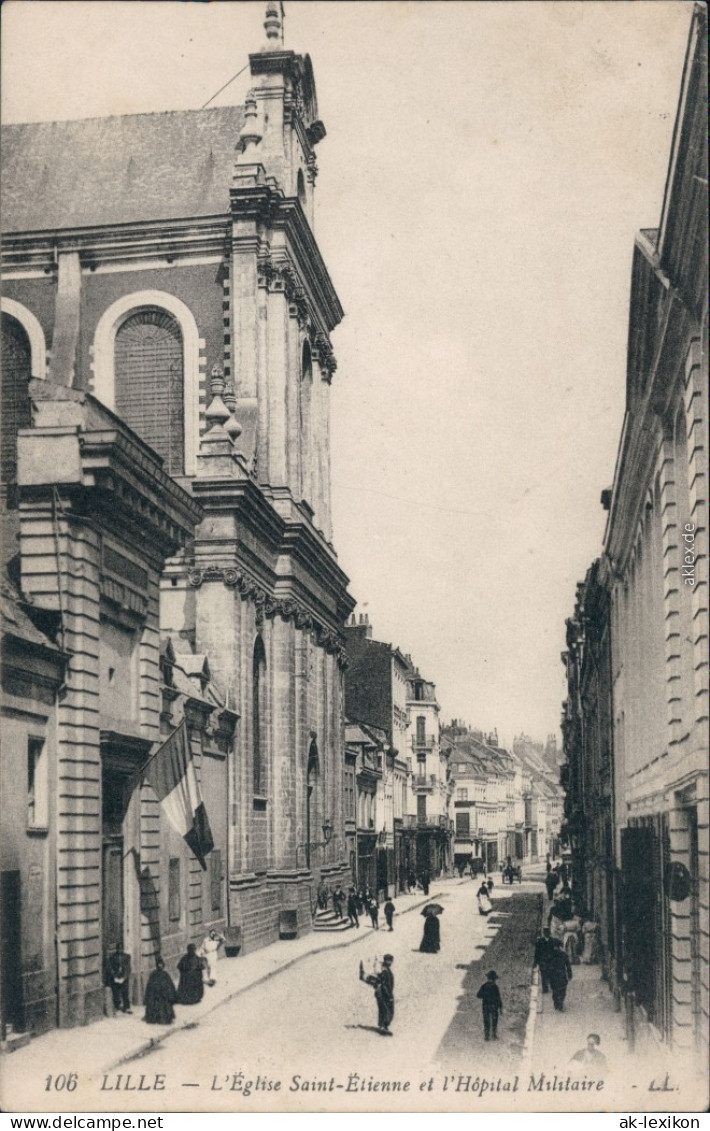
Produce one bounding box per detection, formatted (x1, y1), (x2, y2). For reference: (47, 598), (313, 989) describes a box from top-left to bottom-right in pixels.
(143, 719), (214, 869)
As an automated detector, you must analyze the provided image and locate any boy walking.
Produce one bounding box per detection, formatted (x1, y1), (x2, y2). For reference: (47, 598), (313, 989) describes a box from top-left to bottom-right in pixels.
(476, 969), (503, 1041)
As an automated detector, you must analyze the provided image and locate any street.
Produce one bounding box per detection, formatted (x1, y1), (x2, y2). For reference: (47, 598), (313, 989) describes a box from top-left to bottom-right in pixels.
(89, 877), (539, 1112)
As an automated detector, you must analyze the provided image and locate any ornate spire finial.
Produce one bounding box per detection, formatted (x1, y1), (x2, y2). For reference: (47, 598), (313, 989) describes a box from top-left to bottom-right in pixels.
(204, 365), (230, 432)
(223, 380), (243, 442)
(238, 90), (263, 155)
(264, 1), (284, 48)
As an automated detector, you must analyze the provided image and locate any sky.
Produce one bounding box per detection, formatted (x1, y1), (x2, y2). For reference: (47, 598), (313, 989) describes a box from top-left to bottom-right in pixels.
(2, 0), (693, 745)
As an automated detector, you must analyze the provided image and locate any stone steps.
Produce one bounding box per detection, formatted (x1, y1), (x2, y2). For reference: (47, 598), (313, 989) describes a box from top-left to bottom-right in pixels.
(313, 909), (353, 932)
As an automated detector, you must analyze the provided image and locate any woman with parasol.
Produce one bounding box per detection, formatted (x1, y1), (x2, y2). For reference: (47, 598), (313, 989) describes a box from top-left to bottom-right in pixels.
(419, 904), (443, 952)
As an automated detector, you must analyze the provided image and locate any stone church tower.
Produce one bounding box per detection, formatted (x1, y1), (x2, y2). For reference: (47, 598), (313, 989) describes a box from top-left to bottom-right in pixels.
(168, 2), (355, 947)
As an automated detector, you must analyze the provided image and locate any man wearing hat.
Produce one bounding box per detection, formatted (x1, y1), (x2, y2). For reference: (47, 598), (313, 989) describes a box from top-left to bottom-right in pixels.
(476, 969), (503, 1041)
(361, 954), (395, 1035)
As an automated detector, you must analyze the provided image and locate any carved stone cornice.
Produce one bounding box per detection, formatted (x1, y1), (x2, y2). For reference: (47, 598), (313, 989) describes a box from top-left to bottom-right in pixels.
(186, 564), (347, 665)
(256, 253), (337, 377)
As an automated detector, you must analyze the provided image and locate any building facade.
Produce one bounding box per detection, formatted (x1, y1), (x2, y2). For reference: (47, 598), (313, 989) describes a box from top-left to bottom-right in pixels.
(561, 7), (708, 1061)
(1, 5), (354, 1032)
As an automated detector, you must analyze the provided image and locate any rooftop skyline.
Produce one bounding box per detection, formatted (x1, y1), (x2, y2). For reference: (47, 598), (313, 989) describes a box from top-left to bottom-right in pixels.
(1, 0), (693, 744)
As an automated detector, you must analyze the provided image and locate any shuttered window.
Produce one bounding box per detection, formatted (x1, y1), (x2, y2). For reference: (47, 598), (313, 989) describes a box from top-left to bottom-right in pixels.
(1, 314), (32, 487)
(114, 309), (184, 475)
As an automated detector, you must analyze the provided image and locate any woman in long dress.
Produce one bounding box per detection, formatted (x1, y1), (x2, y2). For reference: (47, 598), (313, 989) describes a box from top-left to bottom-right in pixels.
(419, 909), (441, 952)
(477, 883), (492, 916)
(177, 943), (205, 1005)
(143, 956), (176, 1025)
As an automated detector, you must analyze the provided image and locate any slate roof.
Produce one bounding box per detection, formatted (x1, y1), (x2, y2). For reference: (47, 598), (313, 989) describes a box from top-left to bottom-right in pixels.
(1, 105), (245, 233)
(1, 576), (61, 653)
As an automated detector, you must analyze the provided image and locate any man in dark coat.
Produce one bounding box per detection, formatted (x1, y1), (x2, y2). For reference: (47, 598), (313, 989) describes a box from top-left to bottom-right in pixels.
(105, 945), (132, 1014)
(545, 869), (559, 902)
(368, 898), (379, 929)
(143, 956), (176, 1025)
(333, 884), (345, 919)
(177, 943), (204, 1005)
(548, 939), (573, 1011)
(361, 953), (395, 1034)
(384, 899), (395, 931)
(346, 888), (360, 928)
(533, 927), (555, 993)
(477, 970), (503, 1040)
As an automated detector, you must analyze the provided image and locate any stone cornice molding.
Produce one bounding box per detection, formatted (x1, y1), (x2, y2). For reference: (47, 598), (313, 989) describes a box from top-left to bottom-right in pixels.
(1, 216), (231, 275)
(230, 185), (343, 335)
(186, 564), (347, 666)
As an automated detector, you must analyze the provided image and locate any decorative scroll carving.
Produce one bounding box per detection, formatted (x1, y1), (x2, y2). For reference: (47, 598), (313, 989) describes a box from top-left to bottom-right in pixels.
(184, 565), (347, 665)
(256, 255), (337, 376)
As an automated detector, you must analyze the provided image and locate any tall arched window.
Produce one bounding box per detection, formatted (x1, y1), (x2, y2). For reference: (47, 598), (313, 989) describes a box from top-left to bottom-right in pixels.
(114, 308), (184, 475)
(300, 339), (313, 504)
(297, 168), (306, 209)
(253, 635), (267, 796)
(1, 313), (32, 488)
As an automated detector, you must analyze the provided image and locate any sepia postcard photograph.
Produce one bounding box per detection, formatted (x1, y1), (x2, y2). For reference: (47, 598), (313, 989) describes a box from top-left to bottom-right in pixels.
(0, 0), (707, 1117)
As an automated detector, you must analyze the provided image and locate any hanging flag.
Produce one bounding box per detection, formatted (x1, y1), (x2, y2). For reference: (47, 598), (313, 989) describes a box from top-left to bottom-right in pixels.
(143, 719), (214, 869)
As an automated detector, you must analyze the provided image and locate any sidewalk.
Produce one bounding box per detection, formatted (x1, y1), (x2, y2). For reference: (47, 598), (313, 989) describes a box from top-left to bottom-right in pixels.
(0, 881), (448, 1085)
(531, 959), (629, 1074)
(527, 959), (707, 1111)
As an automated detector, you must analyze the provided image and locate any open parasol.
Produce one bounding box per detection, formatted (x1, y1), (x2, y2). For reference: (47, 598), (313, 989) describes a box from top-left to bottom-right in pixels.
(421, 903), (445, 916)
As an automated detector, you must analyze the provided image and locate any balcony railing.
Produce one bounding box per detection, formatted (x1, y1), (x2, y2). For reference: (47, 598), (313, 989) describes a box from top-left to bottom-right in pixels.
(411, 734), (437, 751)
(413, 774), (437, 793)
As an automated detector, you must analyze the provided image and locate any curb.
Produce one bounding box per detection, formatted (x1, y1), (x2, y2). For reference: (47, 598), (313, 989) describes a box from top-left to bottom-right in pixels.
(519, 891), (544, 1078)
(110, 889), (443, 1071)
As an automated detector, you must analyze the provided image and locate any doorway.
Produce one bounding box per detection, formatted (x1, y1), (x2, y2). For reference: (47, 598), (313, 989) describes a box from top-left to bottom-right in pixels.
(0, 871), (23, 1036)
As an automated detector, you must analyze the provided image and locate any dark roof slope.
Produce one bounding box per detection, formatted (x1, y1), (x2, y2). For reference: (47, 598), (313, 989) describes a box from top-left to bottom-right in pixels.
(1, 105), (244, 233)
(1, 576), (61, 653)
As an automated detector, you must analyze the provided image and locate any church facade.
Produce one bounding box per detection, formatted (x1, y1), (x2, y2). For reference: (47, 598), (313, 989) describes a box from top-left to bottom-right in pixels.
(1, 5), (353, 1032)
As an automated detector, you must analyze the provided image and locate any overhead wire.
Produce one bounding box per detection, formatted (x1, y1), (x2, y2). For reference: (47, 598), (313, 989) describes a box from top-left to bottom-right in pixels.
(201, 62), (250, 110)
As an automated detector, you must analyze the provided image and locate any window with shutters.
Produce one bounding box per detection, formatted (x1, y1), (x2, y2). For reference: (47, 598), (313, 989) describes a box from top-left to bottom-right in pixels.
(210, 849), (222, 914)
(168, 857), (181, 922)
(114, 308), (184, 475)
(1, 313), (32, 488)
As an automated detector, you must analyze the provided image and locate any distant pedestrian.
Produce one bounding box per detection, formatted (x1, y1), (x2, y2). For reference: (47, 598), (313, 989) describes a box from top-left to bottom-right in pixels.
(333, 884), (345, 919)
(177, 943), (205, 1005)
(421, 872), (430, 896)
(143, 956), (176, 1025)
(199, 929), (224, 986)
(545, 870), (559, 901)
(477, 970), (503, 1040)
(384, 899), (395, 931)
(533, 927), (555, 993)
(105, 944), (132, 1015)
(347, 888), (360, 928)
(419, 908), (441, 953)
(317, 881), (329, 910)
(487, 877), (494, 894)
(369, 899), (380, 929)
(548, 939), (572, 1011)
(477, 883), (492, 916)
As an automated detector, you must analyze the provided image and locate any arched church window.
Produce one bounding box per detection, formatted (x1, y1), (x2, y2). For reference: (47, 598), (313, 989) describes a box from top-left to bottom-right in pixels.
(253, 635), (267, 795)
(114, 308), (184, 475)
(1, 313), (32, 488)
(297, 168), (306, 209)
(300, 339), (313, 503)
